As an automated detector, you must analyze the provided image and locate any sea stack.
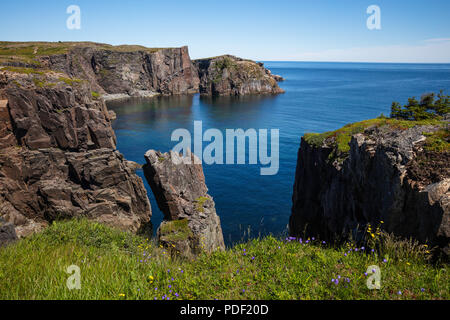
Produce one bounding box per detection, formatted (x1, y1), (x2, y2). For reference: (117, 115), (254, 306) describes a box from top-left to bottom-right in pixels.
(143, 150), (225, 258)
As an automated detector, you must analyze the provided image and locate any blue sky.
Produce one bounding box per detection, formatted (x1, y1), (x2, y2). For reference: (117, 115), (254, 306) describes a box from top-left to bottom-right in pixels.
(1, 0), (450, 62)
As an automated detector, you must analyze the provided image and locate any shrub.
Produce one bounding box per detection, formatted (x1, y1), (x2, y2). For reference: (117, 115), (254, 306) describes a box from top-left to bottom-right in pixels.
(390, 90), (450, 120)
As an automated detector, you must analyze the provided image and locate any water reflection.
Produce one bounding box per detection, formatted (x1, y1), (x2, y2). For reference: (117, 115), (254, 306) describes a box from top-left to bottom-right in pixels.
(107, 95), (195, 130)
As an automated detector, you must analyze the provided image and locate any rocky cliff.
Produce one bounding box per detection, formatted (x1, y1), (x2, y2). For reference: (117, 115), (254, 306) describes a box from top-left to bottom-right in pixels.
(42, 45), (200, 98)
(194, 55), (285, 96)
(143, 150), (225, 258)
(0, 41), (284, 242)
(290, 118), (449, 255)
(0, 67), (152, 238)
(0, 42), (284, 99)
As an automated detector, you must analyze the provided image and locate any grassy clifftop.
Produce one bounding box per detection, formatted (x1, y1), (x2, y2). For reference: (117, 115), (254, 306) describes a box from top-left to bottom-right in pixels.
(0, 41), (167, 66)
(0, 219), (447, 300)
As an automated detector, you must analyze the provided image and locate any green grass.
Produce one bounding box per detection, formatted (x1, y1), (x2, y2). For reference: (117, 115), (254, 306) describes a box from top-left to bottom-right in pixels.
(159, 219), (192, 242)
(1, 66), (46, 75)
(423, 129), (450, 152)
(304, 117), (445, 156)
(0, 219), (447, 300)
(195, 196), (209, 213)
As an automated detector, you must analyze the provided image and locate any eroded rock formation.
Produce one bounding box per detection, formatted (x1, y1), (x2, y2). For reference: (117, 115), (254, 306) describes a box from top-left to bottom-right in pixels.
(290, 123), (449, 255)
(143, 150), (225, 258)
(0, 68), (152, 237)
(194, 55), (285, 96)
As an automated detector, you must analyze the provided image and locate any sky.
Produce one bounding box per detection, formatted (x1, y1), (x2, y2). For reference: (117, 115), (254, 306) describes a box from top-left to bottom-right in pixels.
(1, 0), (450, 62)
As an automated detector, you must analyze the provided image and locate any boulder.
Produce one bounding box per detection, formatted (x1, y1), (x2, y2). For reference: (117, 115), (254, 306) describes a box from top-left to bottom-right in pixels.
(0, 217), (18, 247)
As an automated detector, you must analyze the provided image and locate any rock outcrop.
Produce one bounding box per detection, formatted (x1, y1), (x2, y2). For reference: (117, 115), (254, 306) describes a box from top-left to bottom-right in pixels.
(194, 55), (285, 96)
(0, 216), (17, 247)
(290, 121), (449, 255)
(143, 150), (225, 258)
(0, 67), (152, 237)
(42, 45), (200, 97)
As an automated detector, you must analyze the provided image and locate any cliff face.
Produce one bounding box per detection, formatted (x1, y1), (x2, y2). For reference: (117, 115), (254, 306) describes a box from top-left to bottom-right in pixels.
(39, 45), (200, 98)
(143, 150), (225, 258)
(1, 42), (284, 99)
(194, 55), (285, 96)
(290, 120), (449, 255)
(0, 68), (152, 237)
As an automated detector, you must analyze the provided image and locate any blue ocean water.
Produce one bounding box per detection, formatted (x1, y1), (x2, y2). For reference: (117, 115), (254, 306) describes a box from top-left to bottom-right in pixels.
(108, 62), (450, 245)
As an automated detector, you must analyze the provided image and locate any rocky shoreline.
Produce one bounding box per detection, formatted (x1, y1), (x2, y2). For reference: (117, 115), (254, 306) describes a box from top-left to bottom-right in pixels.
(0, 41), (448, 258)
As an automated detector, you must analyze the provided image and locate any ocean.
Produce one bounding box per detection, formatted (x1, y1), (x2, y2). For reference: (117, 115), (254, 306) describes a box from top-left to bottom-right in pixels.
(107, 62), (450, 245)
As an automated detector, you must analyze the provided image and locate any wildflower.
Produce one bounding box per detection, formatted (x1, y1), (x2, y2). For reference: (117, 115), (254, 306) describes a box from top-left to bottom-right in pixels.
(251, 256), (255, 260)
(383, 258), (388, 263)
(364, 272), (368, 276)
(361, 246), (365, 250)
(175, 293), (179, 297)
(242, 289), (246, 293)
(312, 237), (315, 241)
(119, 293), (125, 298)
(397, 291), (402, 295)
(380, 221), (384, 224)
(421, 288), (425, 292)
(168, 285), (172, 289)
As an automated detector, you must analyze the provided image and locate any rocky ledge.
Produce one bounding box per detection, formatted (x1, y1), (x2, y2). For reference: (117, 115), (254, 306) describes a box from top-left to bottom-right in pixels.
(143, 150), (225, 258)
(290, 118), (449, 255)
(194, 55), (285, 96)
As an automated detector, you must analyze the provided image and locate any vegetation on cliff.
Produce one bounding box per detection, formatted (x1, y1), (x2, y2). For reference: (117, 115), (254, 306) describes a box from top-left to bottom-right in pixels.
(0, 219), (447, 300)
(304, 92), (449, 161)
